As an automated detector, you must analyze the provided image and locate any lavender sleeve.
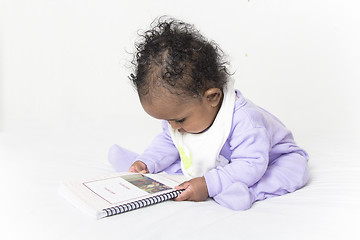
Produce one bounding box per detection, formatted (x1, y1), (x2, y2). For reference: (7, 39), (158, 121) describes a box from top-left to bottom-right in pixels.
(136, 121), (180, 173)
(204, 122), (270, 198)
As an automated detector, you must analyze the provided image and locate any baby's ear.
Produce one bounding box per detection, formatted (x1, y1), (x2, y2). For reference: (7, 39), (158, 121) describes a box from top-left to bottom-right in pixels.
(204, 88), (222, 107)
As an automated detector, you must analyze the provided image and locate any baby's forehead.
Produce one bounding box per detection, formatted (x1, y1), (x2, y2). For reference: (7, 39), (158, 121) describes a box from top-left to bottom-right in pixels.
(141, 85), (181, 104)
(140, 84), (201, 107)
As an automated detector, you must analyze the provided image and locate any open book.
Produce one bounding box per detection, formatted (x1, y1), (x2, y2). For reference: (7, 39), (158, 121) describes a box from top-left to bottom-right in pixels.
(58, 172), (187, 219)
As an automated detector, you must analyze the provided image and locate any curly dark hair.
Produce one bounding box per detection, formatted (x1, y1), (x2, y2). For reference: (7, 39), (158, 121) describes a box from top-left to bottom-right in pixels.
(129, 17), (230, 100)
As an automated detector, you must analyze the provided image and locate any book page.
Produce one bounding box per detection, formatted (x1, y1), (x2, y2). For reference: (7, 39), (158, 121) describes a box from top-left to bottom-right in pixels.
(83, 174), (172, 205)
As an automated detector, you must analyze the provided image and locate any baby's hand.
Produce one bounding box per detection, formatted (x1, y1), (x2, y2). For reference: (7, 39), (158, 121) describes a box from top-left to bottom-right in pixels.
(129, 161), (149, 174)
(174, 177), (209, 202)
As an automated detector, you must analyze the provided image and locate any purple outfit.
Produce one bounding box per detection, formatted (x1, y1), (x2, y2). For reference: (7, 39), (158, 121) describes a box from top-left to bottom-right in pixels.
(109, 90), (309, 210)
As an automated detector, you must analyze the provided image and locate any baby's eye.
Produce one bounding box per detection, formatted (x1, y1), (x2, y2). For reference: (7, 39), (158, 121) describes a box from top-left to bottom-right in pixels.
(176, 118), (185, 123)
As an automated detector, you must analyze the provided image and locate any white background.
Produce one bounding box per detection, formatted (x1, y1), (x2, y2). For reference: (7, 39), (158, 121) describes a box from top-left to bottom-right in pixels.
(1, 0), (360, 151)
(1, 1), (360, 239)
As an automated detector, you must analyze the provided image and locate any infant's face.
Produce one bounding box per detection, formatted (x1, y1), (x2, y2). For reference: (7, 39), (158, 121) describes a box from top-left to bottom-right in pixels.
(140, 88), (221, 134)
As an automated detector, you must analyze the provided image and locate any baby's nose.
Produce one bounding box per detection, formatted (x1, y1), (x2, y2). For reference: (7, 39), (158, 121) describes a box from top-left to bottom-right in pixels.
(168, 120), (181, 130)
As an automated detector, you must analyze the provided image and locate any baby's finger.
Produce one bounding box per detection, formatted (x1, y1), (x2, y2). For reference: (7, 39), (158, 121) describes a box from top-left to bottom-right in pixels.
(139, 169), (147, 174)
(129, 166), (137, 173)
(175, 181), (190, 190)
(174, 188), (191, 201)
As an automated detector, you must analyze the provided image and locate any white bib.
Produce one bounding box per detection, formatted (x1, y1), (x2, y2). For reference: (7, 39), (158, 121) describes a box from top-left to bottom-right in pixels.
(168, 80), (236, 178)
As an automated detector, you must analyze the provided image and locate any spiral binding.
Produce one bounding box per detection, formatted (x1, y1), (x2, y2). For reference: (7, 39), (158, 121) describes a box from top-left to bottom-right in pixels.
(103, 189), (184, 217)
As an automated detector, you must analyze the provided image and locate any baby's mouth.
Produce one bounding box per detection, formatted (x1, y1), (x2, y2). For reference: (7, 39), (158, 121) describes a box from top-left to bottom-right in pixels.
(178, 129), (186, 133)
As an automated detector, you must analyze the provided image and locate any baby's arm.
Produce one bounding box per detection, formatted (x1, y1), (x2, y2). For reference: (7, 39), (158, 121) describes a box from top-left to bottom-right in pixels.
(204, 126), (270, 210)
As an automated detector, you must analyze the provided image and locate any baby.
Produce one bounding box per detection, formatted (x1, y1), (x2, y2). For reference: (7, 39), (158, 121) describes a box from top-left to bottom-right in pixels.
(109, 17), (309, 210)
